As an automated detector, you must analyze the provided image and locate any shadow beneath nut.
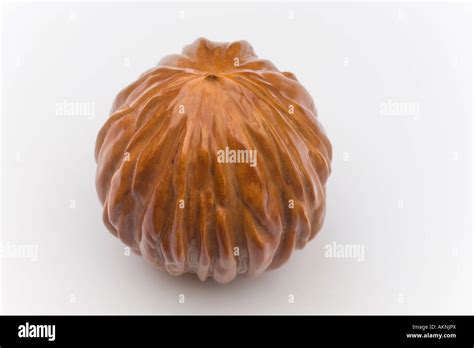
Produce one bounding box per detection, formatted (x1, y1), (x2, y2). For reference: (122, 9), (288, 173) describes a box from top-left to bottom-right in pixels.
(141, 258), (260, 290)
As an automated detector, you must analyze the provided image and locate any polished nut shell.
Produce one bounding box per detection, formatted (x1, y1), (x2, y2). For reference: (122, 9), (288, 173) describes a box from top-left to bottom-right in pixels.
(95, 38), (332, 283)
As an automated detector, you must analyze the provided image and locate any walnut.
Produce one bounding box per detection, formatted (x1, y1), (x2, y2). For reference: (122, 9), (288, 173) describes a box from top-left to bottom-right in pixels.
(95, 38), (332, 283)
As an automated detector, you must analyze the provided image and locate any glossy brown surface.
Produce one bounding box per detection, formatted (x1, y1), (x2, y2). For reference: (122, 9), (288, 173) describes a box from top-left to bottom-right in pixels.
(95, 38), (332, 283)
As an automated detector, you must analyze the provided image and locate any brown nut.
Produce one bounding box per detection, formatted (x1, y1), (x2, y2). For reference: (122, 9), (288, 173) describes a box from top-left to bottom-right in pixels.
(95, 38), (332, 283)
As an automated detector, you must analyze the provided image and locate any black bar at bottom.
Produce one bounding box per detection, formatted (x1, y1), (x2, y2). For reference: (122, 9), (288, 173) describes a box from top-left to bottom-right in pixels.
(0, 315), (472, 346)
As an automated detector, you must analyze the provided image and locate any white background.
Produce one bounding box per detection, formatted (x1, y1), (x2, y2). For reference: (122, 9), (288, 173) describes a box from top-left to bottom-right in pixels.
(0, 1), (472, 314)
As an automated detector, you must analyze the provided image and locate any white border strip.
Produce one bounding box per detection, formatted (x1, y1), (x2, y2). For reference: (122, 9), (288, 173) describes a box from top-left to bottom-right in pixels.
(2, 0), (473, 3)
(0, 0), (4, 315)
(471, 0), (474, 316)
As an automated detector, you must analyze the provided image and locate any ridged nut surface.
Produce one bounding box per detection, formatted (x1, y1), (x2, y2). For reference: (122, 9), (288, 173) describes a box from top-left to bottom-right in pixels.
(95, 38), (332, 283)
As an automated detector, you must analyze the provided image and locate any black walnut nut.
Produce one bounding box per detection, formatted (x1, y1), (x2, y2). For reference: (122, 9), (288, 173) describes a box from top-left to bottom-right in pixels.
(95, 38), (332, 283)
